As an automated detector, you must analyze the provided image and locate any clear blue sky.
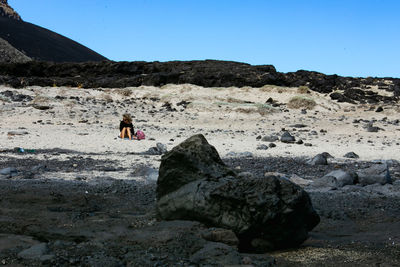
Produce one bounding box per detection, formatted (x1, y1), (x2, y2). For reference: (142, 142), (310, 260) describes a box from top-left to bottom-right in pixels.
(9, 0), (400, 78)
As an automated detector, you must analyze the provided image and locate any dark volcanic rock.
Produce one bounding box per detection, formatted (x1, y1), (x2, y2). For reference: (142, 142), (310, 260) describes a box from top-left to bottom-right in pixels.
(280, 131), (295, 143)
(0, 57), (398, 104)
(157, 134), (235, 199)
(344, 152), (359, 159)
(156, 134), (320, 252)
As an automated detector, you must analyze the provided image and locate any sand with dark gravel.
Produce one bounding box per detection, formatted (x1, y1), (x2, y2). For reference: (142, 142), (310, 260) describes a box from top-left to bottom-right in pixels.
(1, 84), (399, 266)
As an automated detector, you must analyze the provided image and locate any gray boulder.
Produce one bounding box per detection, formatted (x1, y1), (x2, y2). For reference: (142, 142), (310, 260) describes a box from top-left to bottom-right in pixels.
(157, 134), (235, 198)
(312, 176), (339, 190)
(322, 170), (356, 187)
(156, 142), (168, 154)
(313, 170), (356, 189)
(280, 131), (295, 143)
(0, 167), (18, 178)
(256, 144), (268, 150)
(307, 154), (328, 165)
(261, 135), (279, 142)
(356, 163), (392, 186)
(142, 143), (168, 155)
(156, 134), (320, 252)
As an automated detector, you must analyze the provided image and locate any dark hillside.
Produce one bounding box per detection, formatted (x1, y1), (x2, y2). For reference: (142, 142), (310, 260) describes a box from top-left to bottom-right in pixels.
(0, 16), (107, 62)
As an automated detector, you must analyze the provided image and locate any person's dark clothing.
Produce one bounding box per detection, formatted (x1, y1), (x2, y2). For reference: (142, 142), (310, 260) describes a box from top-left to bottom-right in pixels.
(120, 121), (135, 135)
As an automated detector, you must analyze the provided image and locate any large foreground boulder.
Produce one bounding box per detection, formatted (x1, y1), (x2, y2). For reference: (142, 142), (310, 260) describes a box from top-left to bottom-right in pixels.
(156, 134), (320, 251)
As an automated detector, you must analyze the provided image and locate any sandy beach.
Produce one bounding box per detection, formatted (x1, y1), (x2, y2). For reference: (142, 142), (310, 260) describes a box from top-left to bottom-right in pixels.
(2, 84), (399, 160)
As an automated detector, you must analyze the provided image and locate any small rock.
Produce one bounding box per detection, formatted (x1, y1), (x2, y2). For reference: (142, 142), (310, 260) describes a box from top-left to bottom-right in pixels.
(256, 144), (268, 150)
(375, 106), (384, 112)
(0, 167), (18, 178)
(17, 243), (48, 260)
(296, 139), (304, 145)
(307, 154), (328, 165)
(289, 124), (308, 128)
(7, 130), (29, 136)
(261, 135), (279, 142)
(269, 143), (276, 148)
(32, 104), (51, 110)
(366, 122), (380, 132)
(156, 143), (168, 154)
(344, 152), (359, 159)
(280, 131), (295, 143)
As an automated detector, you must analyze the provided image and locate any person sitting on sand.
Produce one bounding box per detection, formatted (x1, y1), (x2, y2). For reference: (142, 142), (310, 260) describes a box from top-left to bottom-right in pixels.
(120, 113), (136, 140)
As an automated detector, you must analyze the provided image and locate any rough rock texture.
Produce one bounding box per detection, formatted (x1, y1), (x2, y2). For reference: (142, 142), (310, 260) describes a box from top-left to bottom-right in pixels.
(356, 163), (392, 186)
(156, 134), (320, 251)
(0, 60), (397, 104)
(157, 134), (235, 199)
(0, 37), (31, 63)
(320, 169), (356, 188)
(0, 0), (21, 20)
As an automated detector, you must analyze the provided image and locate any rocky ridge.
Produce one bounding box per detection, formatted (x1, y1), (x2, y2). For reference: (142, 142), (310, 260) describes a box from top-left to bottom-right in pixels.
(0, 0), (21, 20)
(0, 60), (399, 104)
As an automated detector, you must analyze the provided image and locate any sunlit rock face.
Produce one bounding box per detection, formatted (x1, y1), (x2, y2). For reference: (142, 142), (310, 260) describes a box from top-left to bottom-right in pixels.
(0, 0), (22, 20)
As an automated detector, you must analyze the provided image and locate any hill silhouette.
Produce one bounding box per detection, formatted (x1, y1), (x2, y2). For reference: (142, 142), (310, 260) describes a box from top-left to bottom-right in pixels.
(0, 16), (107, 62)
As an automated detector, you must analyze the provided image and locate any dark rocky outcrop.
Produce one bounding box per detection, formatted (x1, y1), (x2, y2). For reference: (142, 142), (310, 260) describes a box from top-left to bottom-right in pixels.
(0, 0), (21, 20)
(0, 60), (398, 104)
(156, 134), (320, 252)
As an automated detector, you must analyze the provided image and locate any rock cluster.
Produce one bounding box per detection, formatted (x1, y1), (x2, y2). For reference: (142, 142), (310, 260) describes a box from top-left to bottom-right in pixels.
(0, 0), (21, 20)
(156, 134), (320, 251)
